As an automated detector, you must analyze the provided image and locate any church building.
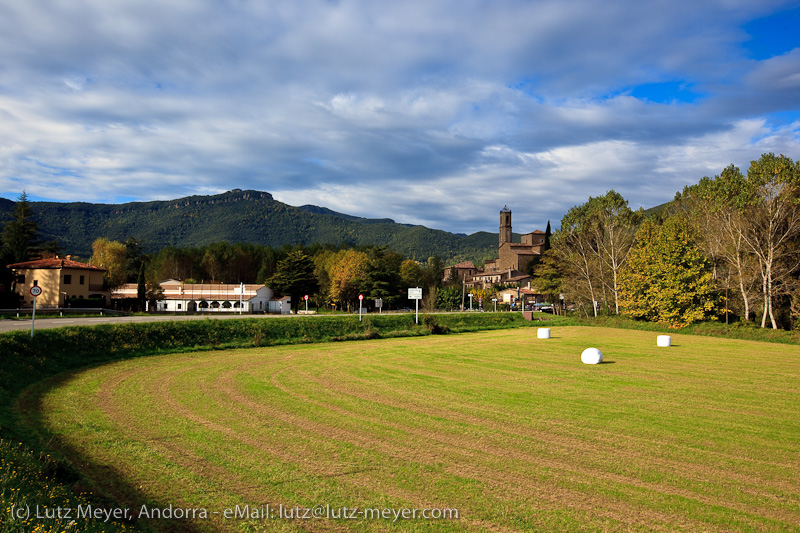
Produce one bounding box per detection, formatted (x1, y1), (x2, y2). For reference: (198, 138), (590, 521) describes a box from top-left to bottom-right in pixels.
(484, 206), (546, 274)
(447, 207), (547, 289)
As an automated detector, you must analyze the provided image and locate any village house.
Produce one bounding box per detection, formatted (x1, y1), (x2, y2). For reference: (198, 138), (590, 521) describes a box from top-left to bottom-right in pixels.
(443, 260), (478, 282)
(111, 279), (291, 314)
(6, 256), (107, 308)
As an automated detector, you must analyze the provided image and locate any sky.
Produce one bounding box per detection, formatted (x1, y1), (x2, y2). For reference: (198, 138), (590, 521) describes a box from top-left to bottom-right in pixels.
(1, 0), (799, 236)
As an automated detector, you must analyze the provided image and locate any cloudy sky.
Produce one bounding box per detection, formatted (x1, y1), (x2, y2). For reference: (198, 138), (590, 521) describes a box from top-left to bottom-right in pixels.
(1, 0), (799, 235)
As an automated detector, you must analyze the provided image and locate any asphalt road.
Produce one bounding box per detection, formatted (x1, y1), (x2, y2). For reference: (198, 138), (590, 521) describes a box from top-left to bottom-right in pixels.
(0, 313), (285, 333)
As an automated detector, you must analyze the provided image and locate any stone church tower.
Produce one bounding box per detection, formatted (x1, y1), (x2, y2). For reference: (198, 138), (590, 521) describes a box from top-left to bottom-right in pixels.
(499, 206), (512, 246)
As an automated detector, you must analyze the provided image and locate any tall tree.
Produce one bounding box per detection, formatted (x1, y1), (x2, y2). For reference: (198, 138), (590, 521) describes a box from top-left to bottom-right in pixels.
(1, 192), (39, 264)
(533, 249), (564, 314)
(555, 202), (602, 316)
(675, 167), (759, 322)
(90, 238), (128, 288)
(739, 153), (800, 329)
(327, 249), (370, 311)
(586, 191), (640, 314)
(268, 250), (320, 313)
(543, 220), (552, 252)
(361, 247), (403, 309)
(619, 217), (716, 328)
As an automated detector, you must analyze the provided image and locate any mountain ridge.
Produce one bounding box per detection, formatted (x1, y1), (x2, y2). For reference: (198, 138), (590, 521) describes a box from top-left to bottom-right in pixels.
(0, 190), (498, 262)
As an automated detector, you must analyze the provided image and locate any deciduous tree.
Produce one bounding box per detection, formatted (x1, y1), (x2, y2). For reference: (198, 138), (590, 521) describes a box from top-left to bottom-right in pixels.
(90, 238), (128, 288)
(740, 153), (800, 329)
(619, 217), (716, 328)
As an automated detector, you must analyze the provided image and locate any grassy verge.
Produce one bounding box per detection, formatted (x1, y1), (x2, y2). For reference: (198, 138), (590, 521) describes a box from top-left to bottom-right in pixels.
(578, 314), (800, 344)
(0, 312), (565, 532)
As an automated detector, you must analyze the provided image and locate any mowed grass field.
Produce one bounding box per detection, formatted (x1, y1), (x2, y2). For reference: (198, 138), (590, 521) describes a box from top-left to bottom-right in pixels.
(22, 326), (800, 532)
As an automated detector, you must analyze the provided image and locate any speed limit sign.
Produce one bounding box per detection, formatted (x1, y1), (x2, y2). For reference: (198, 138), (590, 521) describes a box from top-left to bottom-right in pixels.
(30, 286), (42, 297)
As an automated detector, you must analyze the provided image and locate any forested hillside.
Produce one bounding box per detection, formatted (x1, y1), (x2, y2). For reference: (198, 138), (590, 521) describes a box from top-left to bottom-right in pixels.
(0, 190), (497, 262)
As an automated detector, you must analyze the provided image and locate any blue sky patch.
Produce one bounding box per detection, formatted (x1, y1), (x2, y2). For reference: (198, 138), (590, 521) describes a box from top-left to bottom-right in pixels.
(743, 5), (800, 60)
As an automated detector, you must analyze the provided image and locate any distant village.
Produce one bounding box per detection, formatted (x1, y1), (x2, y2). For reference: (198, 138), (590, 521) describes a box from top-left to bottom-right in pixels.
(5, 207), (548, 313)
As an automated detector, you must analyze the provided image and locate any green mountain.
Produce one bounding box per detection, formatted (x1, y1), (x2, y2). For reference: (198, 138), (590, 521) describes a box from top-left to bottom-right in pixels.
(0, 190), (498, 262)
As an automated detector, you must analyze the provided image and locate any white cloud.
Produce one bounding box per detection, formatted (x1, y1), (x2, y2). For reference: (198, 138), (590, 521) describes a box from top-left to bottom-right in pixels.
(0, 0), (799, 236)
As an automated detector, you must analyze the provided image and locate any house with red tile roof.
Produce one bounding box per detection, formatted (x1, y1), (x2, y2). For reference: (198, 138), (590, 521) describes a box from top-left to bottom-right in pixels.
(7, 256), (107, 308)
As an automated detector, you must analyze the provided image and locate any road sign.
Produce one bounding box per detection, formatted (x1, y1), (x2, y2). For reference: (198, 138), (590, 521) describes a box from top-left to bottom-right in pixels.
(29, 286), (42, 338)
(304, 294), (309, 301)
(408, 288), (422, 300)
(358, 294), (363, 301)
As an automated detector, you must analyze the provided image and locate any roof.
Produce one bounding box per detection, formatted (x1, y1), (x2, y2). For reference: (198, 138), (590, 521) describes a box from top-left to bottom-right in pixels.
(449, 261), (476, 269)
(7, 258), (106, 272)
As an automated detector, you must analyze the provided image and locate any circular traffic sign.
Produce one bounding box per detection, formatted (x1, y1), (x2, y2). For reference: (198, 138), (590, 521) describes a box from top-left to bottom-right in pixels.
(304, 294), (309, 301)
(358, 294), (363, 300)
(30, 286), (42, 297)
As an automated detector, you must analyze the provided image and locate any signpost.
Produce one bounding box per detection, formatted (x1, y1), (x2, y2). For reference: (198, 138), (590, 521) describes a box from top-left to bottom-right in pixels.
(468, 292), (473, 311)
(374, 298), (382, 314)
(29, 285), (42, 337)
(358, 294), (363, 321)
(408, 287), (422, 324)
(304, 294), (309, 314)
(492, 297), (498, 312)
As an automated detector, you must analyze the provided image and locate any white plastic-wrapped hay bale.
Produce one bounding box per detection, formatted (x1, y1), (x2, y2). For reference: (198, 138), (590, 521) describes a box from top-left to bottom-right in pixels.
(657, 335), (672, 347)
(581, 347), (603, 365)
(537, 328), (551, 339)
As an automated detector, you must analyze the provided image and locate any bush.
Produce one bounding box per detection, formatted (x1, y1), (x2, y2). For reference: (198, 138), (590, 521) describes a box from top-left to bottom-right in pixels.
(422, 315), (450, 334)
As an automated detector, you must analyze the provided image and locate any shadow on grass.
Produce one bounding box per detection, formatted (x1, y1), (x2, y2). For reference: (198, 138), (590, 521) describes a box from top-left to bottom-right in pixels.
(600, 360), (616, 364)
(16, 372), (206, 533)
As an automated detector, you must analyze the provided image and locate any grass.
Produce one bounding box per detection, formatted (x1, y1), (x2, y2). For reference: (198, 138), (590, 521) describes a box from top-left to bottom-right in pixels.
(14, 327), (800, 532)
(579, 314), (800, 345)
(0, 312), (559, 533)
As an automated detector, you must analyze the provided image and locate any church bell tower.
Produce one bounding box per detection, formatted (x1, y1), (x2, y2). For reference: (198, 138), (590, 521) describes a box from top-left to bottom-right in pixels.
(500, 206), (512, 246)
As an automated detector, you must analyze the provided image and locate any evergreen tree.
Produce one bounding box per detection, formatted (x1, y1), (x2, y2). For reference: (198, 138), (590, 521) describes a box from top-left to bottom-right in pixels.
(1, 192), (39, 264)
(544, 220), (552, 252)
(361, 247), (403, 309)
(137, 263), (147, 306)
(268, 250), (320, 313)
(533, 249), (564, 314)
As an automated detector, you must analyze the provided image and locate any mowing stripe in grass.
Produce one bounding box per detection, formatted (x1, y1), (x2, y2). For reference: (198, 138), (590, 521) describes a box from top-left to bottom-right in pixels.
(20, 327), (800, 532)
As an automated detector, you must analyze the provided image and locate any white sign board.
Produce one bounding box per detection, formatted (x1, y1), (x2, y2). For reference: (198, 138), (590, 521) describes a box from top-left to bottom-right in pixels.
(408, 288), (423, 300)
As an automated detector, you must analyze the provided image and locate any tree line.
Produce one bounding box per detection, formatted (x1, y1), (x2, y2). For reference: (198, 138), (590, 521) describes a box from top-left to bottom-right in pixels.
(535, 152), (800, 329)
(88, 238), (456, 313)
(4, 151), (798, 327)
(0, 194), (465, 312)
